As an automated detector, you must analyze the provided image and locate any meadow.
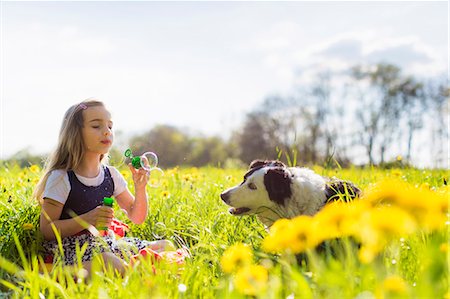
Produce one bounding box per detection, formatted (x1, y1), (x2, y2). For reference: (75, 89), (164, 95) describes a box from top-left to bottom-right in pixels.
(0, 163), (448, 298)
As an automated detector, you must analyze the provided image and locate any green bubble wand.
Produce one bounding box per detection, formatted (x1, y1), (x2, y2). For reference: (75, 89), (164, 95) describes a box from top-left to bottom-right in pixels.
(124, 149), (164, 187)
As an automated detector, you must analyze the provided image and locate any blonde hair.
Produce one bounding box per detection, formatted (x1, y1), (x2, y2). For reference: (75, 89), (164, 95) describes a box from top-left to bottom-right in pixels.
(33, 99), (108, 203)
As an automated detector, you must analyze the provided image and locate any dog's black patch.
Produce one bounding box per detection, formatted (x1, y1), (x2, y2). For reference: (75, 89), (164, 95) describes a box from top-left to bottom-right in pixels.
(324, 179), (361, 203)
(243, 160), (287, 184)
(249, 159), (286, 170)
(242, 160), (286, 184)
(264, 167), (292, 205)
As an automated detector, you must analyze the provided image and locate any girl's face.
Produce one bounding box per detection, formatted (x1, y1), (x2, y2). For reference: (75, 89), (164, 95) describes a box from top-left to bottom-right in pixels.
(81, 105), (114, 155)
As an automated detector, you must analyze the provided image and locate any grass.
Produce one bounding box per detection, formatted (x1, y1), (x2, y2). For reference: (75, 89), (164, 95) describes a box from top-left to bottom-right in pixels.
(0, 163), (448, 298)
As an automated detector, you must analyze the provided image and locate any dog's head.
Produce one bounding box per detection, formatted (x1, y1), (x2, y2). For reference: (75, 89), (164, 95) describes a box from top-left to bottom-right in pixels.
(220, 160), (293, 216)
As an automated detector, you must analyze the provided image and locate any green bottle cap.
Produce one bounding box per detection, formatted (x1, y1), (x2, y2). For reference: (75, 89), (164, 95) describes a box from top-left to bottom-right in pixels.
(124, 149), (133, 158)
(131, 156), (142, 169)
(103, 197), (114, 207)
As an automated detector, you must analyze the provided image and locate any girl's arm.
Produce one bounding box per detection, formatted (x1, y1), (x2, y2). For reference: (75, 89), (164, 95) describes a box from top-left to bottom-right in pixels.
(115, 165), (149, 224)
(40, 198), (114, 240)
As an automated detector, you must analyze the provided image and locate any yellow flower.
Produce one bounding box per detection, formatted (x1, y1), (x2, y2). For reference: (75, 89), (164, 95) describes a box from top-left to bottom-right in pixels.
(396, 155), (403, 161)
(356, 206), (416, 256)
(120, 170), (130, 180)
(381, 275), (408, 295)
(29, 165), (40, 173)
(182, 174), (193, 182)
(220, 243), (253, 273)
(362, 179), (448, 230)
(262, 216), (320, 254)
(314, 201), (371, 239)
(234, 265), (268, 296)
(358, 245), (379, 264)
(161, 191), (170, 198)
(391, 169), (402, 177)
(440, 243), (448, 253)
(22, 223), (34, 230)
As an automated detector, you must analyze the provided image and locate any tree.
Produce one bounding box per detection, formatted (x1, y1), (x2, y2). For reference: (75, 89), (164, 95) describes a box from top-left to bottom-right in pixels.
(237, 111), (282, 164)
(129, 125), (191, 168)
(351, 63), (406, 164)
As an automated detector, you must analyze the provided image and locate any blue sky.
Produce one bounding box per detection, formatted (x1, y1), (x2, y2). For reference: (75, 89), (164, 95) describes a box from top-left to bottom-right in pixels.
(1, 1), (448, 166)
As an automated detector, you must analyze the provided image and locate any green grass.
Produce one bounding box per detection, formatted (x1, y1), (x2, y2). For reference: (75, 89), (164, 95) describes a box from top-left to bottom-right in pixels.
(0, 164), (448, 298)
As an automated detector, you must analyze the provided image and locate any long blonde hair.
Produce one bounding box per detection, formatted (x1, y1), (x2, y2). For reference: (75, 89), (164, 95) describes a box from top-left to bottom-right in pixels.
(33, 99), (108, 203)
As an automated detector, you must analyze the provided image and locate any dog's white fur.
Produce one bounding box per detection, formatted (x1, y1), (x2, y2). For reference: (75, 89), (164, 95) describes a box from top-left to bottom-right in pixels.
(221, 165), (329, 229)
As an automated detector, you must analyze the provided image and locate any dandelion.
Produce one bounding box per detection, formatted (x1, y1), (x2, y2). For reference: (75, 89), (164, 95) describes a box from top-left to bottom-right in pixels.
(182, 174), (193, 182)
(120, 170), (130, 181)
(161, 191), (170, 198)
(262, 216), (320, 254)
(396, 155), (403, 161)
(391, 169), (402, 177)
(314, 201), (370, 239)
(221, 243), (253, 274)
(379, 275), (408, 296)
(29, 165), (40, 173)
(234, 265), (268, 296)
(22, 223), (34, 230)
(362, 179), (448, 231)
(355, 206), (416, 263)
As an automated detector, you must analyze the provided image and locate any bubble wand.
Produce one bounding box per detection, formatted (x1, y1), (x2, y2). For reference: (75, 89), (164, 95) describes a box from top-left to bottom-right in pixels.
(124, 149), (164, 187)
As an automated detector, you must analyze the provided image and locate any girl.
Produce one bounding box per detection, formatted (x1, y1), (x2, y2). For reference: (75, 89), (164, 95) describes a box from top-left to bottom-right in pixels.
(33, 99), (172, 276)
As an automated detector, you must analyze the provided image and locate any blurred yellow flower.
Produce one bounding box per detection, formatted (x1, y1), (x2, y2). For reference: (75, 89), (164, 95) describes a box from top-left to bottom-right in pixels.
(396, 155), (403, 161)
(22, 223), (34, 230)
(29, 165), (40, 173)
(262, 216), (320, 254)
(362, 179), (448, 230)
(358, 245), (379, 264)
(161, 191), (170, 198)
(220, 243), (253, 274)
(234, 265), (268, 296)
(120, 170), (130, 180)
(391, 169), (402, 177)
(356, 206), (416, 259)
(182, 174), (193, 182)
(314, 201), (371, 239)
(380, 275), (408, 296)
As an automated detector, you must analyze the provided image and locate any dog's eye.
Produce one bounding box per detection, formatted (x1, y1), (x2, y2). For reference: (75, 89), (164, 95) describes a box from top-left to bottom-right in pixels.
(248, 182), (257, 190)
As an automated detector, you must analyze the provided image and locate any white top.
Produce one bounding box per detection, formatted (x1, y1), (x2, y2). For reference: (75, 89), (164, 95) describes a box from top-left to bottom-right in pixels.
(43, 166), (128, 205)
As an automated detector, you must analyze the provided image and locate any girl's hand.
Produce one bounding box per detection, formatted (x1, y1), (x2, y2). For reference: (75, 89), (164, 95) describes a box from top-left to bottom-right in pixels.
(84, 206), (114, 228)
(129, 162), (150, 190)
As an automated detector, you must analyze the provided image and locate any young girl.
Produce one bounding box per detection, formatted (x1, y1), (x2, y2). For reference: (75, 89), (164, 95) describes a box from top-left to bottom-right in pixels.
(33, 99), (173, 275)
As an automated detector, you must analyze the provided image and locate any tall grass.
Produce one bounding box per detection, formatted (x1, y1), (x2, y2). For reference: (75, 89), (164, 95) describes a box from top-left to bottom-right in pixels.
(0, 163), (448, 298)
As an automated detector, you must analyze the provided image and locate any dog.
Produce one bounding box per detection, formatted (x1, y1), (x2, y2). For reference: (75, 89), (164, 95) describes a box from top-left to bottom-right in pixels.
(220, 160), (361, 229)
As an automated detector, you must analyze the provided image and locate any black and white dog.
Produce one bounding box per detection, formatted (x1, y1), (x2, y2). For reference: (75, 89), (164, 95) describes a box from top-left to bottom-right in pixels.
(220, 160), (361, 229)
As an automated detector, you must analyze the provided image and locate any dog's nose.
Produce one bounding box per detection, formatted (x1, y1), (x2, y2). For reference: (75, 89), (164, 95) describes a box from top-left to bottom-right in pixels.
(220, 191), (230, 204)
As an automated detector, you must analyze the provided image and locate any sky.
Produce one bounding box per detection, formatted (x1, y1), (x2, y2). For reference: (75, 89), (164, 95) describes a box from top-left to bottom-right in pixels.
(0, 1), (448, 167)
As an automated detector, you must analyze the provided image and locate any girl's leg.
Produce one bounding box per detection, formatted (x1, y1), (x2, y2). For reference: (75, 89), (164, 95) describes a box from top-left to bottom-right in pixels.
(146, 240), (176, 252)
(82, 252), (127, 279)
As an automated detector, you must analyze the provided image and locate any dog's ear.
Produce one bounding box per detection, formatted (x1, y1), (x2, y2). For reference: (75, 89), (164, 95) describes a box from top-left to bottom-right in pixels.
(264, 167), (292, 206)
(324, 179), (361, 203)
(249, 160), (268, 170)
(249, 160), (286, 170)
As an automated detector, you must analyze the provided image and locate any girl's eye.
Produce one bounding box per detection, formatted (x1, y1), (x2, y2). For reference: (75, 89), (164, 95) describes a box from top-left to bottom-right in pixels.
(248, 182), (257, 190)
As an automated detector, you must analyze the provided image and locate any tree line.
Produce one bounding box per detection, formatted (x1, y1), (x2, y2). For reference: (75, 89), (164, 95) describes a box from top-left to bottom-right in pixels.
(4, 63), (448, 169)
(124, 63), (447, 169)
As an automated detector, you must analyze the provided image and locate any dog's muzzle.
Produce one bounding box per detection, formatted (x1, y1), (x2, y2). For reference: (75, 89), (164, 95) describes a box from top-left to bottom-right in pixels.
(220, 190), (251, 215)
(220, 191), (230, 204)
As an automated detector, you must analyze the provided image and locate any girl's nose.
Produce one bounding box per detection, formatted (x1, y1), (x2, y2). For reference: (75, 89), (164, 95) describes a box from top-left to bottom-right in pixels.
(104, 128), (112, 136)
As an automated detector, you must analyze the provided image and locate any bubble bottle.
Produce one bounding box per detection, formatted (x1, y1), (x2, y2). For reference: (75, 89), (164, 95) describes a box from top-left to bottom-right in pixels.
(99, 197), (114, 237)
